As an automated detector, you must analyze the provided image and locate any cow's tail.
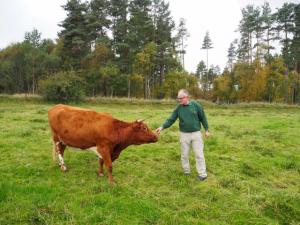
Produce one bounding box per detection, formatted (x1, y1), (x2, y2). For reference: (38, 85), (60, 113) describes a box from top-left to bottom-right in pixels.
(52, 141), (57, 161)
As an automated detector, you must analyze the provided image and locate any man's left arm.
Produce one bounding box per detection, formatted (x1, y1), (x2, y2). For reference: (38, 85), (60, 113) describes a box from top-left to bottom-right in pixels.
(195, 102), (209, 137)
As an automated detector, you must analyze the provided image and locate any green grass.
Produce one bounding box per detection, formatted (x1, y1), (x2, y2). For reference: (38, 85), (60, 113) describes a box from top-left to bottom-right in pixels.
(0, 97), (299, 225)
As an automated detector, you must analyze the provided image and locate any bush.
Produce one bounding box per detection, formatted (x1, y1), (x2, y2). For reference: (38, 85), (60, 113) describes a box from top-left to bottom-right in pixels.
(39, 71), (85, 102)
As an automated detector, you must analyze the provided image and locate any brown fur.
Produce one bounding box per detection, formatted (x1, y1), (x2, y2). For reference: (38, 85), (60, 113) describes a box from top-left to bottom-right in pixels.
(48, 104), (158, 184)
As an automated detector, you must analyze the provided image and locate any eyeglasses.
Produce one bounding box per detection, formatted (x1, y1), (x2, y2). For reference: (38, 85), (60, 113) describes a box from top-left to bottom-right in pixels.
(177, 96), (187, 100)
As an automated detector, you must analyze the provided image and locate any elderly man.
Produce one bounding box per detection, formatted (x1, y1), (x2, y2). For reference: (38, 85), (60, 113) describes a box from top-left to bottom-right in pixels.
(156, 89), (210, 181)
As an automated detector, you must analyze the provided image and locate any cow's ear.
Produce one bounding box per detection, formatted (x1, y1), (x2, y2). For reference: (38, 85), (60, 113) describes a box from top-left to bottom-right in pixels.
(133, 121), (142, 131)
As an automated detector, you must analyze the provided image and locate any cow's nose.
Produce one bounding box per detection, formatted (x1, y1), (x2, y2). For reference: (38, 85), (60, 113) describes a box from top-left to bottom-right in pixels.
(152, 134), (158, 142)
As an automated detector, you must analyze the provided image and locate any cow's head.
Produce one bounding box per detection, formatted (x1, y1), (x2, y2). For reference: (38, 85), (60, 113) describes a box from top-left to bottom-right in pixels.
(131, 120), (158, 144)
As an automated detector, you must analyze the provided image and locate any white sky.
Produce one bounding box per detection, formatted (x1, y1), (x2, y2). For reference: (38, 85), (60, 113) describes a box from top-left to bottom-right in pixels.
(0, 0), (293, 72)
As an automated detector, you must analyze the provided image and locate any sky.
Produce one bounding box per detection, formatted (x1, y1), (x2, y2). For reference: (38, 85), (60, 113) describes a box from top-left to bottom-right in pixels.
(0, 0), (293, 73)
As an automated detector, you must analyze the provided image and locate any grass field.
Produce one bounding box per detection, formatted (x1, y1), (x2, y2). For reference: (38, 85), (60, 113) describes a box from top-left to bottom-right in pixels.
(0, 97), (299, 225)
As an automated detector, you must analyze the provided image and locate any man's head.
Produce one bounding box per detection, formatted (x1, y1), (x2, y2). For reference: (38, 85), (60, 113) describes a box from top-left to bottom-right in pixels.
(177, 89), (190, 105)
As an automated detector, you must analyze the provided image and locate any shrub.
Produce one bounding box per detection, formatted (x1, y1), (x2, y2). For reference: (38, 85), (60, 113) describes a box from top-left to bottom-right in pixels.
(39, 71), (85, 102)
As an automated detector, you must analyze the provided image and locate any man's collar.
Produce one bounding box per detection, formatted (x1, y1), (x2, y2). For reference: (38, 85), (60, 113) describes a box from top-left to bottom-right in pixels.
(183, 101), (191, 106)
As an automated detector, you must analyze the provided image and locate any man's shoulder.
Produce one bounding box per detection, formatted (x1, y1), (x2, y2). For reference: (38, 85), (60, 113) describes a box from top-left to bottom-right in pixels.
(190, 100), (201, 107)
(173, 104), (180, 111)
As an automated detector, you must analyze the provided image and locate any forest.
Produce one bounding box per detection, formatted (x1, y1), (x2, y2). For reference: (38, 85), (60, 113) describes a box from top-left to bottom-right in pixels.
(0, 0), (299, 103)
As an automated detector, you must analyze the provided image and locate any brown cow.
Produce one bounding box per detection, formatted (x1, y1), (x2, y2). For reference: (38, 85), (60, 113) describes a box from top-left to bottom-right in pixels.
(48, 104), (158, 184)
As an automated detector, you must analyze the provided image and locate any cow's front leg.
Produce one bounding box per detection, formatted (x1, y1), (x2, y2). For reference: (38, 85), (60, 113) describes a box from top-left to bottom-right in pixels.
(97, 146), (114, 184)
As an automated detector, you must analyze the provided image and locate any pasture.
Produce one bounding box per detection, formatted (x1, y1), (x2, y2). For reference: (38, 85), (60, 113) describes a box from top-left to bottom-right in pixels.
(0, 97), (299, 225)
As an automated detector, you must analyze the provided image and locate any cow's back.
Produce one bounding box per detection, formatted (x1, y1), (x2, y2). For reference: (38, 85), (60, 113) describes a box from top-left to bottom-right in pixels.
(48, 104), (115, 149)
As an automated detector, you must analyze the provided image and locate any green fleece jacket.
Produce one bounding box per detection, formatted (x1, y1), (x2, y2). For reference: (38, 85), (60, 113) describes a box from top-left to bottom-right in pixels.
(161, 100), (209, 132)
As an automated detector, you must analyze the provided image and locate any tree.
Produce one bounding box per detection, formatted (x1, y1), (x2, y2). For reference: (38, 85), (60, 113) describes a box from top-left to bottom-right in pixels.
(213, 71), (232, 103)
(264, 56), (286, 102)
(133, 42), (156, 98)
(227, 39), (237, 71)
(175, 18), (189, 69)
(275, 3), (296, 70)
(39, 39), (61, 75)
(291, 4), (300, 73)
(201, 31), (213, 93)
(59, 0), (90, 69)
(206, 65), (219, 90)
(99, 63), (120, 97)
(195, 60), (206, 79)
(87, 0), (111, 45)
(290, 4), (300, 103)
(238, 5), (260, 63)
(83, 43), (112, 96)
(128, 0), (154, 55)
(110, 0), (130, 74)
(252, 6), (263, 61)
(0, 58), (14, 93)
(163, 71), (198, 98)
(261, 2), (276, 57)
(24, 28), (43, 94)
(39, 70), (85, 101)
(151, 0), (176, 89)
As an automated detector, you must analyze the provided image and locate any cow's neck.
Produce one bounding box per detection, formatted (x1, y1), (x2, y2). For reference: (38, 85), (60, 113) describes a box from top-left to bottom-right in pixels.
(114, 120), (134, 146)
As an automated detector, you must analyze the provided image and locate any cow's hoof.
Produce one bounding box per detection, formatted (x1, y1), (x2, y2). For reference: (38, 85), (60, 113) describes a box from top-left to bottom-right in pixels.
(98, 172), (104, 177)
(109, 181), (116, 186)
(60, 165), (67, 172)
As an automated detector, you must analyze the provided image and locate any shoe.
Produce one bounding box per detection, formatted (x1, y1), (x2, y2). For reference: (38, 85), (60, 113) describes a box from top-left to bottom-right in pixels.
(198, 176), (207, 181)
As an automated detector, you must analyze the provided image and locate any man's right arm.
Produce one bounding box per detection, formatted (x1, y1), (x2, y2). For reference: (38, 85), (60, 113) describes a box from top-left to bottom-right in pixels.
(156, 107), (178, 134)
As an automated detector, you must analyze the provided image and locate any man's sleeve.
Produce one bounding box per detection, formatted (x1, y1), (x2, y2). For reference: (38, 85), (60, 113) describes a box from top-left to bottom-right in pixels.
(196, 102), (209, 131)
(161, 107), (178, 129)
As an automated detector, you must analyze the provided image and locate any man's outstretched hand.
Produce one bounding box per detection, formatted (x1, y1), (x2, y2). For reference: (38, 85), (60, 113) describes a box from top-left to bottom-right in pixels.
(155, 127), (163, 134)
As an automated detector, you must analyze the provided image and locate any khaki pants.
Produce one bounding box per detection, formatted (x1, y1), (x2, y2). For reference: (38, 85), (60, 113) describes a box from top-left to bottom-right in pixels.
(180, 131), (207, 177)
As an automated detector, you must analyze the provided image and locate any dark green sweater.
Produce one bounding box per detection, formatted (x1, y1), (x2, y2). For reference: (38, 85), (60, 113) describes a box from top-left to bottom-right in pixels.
(161, 100), (209, 132)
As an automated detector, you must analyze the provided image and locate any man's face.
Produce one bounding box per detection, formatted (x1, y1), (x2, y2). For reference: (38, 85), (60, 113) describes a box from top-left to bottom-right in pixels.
(177, 94), (189, 105)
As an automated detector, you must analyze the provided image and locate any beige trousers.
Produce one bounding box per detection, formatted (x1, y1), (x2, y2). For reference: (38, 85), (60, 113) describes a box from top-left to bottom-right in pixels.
(180, 131), (207, 177)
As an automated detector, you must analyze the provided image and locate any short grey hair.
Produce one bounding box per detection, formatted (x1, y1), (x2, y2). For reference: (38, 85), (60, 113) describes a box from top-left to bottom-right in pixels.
(178, 89), (189, 97)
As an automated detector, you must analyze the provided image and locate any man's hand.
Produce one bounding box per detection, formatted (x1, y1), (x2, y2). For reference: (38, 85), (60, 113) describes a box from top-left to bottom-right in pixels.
(205, 130), (210, 138)
(155, 127), (163, 134)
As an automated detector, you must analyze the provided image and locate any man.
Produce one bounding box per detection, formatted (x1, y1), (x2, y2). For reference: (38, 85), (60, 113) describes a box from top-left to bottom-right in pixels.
(156, 89), (210, 181)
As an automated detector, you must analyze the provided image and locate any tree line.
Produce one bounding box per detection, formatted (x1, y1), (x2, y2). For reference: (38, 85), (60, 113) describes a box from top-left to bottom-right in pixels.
(0, 0), (299, 103)
(213, 2), (300, 104)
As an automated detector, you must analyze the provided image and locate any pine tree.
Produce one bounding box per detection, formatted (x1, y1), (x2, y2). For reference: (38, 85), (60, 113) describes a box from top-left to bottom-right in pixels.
(291, 4), (300, 73)
(195, 60), (206, 79)
(175, 18), (189, 69)
(87, 0), (111, 45)
(59, 0), (89, 69)
(24, 28), (42, 94)
(227, 39), (237, 71)
(290, 4), (300, 103)
(275, 3), (295, 70)
(238, 5), (258, 63)
(201, 31), (213, 68)
(252, 6), (263, 61)
(110, 0), (130, 73)
(261, 2), (276, 57)
(128, 0), (154, 54)
(151, 0), (176, 88)
(201, 31), (213, 92)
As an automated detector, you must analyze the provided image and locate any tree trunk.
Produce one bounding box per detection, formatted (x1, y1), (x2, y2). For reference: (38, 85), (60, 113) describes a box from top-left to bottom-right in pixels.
(32, 57), (35, 94)
(128, 78), (131, 98)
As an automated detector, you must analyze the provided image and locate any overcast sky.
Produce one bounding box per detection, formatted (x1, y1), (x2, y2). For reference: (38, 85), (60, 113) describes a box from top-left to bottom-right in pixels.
(0, 0), (293, 72)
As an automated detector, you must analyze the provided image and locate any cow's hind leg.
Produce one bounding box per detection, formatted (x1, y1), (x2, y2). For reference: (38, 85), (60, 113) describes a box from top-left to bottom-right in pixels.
(52, 138), (67, 172)
(87, 147), (104, 177)
(57, 142), (67, 172)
